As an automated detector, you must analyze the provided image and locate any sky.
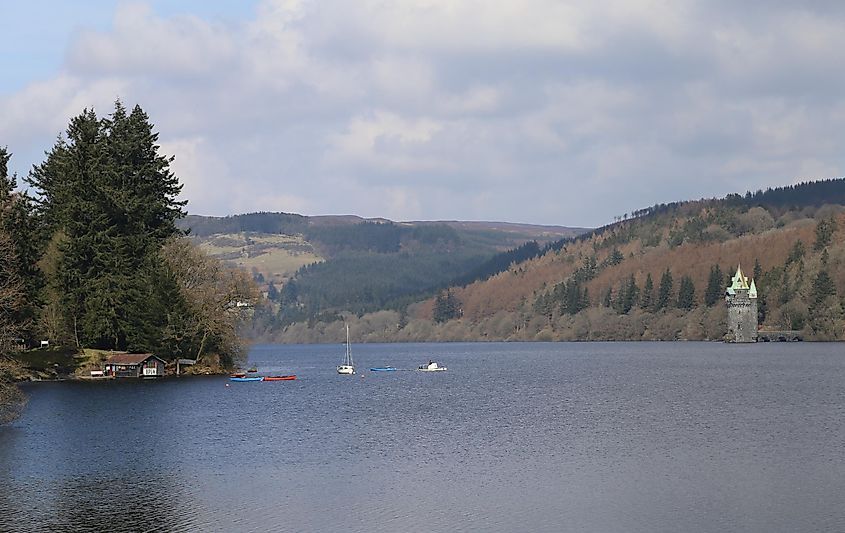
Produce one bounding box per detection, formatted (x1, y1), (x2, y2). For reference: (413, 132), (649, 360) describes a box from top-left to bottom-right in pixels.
(2, 0), (845, 227)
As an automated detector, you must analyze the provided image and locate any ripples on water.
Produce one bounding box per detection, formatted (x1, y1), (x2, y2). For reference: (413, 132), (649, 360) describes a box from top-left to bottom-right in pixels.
(2, 342), (845, 532)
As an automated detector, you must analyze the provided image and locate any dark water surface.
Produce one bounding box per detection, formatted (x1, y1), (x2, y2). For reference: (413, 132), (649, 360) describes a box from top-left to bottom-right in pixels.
(2, 342), (845, 532)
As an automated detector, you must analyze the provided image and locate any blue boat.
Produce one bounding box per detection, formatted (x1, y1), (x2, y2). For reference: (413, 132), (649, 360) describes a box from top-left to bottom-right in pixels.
(229, 376), (264, 382)
(369, 367), (397, 372)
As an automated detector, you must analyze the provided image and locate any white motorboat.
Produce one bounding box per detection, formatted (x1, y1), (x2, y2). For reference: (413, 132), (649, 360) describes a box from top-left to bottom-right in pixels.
(418, 360), (447, 372)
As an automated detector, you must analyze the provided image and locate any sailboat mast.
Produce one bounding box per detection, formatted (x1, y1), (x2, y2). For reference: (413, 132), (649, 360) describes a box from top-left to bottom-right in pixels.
(346, 324), (352, 366)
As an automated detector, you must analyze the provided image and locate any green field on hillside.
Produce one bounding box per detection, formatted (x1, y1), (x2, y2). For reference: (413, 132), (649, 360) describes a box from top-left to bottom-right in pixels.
(194, 233), (323, 282)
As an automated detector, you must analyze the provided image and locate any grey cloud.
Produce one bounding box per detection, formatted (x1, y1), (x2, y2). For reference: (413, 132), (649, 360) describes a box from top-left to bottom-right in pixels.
(3, 0), (845, 227)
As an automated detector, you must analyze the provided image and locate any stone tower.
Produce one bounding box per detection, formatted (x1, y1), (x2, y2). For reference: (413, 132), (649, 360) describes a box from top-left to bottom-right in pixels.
(725, 265), (758, 343)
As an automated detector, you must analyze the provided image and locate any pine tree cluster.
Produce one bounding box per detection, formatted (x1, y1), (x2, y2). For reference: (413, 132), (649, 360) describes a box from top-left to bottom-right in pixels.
(2, 102), (254, 368)
(433, 290), (462, 323)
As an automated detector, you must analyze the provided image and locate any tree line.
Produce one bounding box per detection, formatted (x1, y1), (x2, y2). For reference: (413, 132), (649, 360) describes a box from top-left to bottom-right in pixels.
(1, 102), (255, 424)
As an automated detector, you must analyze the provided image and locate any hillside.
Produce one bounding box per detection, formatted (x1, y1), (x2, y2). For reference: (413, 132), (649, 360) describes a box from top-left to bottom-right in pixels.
(177, 212), (587, 334)
(273, 179), (845, 343)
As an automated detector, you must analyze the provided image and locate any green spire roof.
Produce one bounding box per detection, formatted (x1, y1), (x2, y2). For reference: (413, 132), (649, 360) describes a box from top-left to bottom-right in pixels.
(726, 264), (757, 298)
(731, 265), (749, 290)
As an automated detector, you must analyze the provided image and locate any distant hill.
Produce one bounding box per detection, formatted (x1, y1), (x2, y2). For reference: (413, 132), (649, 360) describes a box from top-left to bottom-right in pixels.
(271, 178), (845, 343)
(177, 212), (589, 334)
(179, 213), (583, 243)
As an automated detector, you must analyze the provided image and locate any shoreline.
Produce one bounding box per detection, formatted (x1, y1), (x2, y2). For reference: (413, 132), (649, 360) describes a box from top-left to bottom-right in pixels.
(20, 371), (230, 384)
(15, 337), (813, 384)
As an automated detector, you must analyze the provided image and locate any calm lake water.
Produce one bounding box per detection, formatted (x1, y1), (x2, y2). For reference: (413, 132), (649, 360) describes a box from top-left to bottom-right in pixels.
(2, 342), (845, 532)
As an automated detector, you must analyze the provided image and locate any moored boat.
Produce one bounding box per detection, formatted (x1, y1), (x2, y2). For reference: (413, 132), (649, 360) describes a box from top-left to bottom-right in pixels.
(337, 324), (355, 375)
(229, 376), (264, 382)
(418, 361), (447, 372)
(263, 375), (297, 381)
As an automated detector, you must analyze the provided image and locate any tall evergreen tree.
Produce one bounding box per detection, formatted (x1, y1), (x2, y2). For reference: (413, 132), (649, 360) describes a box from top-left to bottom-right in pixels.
(603, 286), (613, 308)
(656, 268), (673, 310)
(809, 251), (840, 336)
(0, 147), (12, 197)
(640, 272), (654, 310)
(786, 240), (805, 265)
(561, 280), (588, 315)
(752, 258), (762, 283)
(615, 273), (638, 314)
(811, 252), (836, 309)
(534, 290), (554, 321)
(677, 275), (696, 310)
(814, 217), (837, 251)
(26, 103), (187, 351)
(778, 270), (792, 305)
(704, 264), (723, 306)
(0, 147), (43, 343)
(433, 289), (461, 323)
(580, 287), (590, 311)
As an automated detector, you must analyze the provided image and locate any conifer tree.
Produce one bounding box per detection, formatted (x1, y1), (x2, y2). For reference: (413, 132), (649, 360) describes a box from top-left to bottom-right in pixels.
(26, 103), (186, 352)
(433, 289), (461, 323)
(677, 275), (696, 310)
(786, 240), (805, 265)
(562, 280), (587, 315)
(778, 270), (792, 305)
(752, 259), (765, 323)
(0, 147), (12, 198)
(433, 291), (446, 323)
(640, 272), (653, 310)
(753, 259), (762, 283)
(0, 148), (42, 344)
(814, 217), (837, 251)
(616, 273), (638, 314)
(603, 287), (613, 308)
(811, 251), (836, 309)
(656, 268), (673, 310)
(580, 287), (590, 311)
(809, 250), (841, 336)
(704, 264), (723, 306)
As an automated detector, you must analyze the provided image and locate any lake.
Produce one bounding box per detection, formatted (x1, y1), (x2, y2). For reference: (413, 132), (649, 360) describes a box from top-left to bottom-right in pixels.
(2, 342), (845, 532)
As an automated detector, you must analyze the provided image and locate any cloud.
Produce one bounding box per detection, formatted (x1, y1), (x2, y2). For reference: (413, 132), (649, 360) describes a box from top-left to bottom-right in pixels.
(3, 0), (845, 227)
(68, 3), (238, 78)
(330, 111), (444, 173)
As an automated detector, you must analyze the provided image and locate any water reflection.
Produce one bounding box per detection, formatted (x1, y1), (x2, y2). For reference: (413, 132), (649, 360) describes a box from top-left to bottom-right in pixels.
(32, 472), (187, 533)
(0, 428), (24, 529)
(1, 381), (209, 532)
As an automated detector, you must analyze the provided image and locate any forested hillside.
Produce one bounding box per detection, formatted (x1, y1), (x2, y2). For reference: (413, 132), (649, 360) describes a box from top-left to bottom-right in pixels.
(274, 180), (845, 343)
(179, 212), (585, 337)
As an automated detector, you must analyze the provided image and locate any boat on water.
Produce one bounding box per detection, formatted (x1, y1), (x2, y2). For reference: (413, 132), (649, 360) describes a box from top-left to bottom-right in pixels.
(230, 372), (247, 378)
(418, 361), (447, 372)
(337, 324), (355, 375)
(246, 367), (258, 373)
(369, 367), (397, 372)
(230, 376), (264, 382)
(263, 375), (297, 381)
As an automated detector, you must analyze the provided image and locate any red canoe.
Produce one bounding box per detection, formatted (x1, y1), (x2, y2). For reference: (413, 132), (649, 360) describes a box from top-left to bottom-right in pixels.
(263, 375), (296, 381)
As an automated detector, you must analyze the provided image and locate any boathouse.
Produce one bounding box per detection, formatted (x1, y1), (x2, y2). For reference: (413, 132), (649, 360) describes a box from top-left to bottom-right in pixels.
(104, 353), (167, 378)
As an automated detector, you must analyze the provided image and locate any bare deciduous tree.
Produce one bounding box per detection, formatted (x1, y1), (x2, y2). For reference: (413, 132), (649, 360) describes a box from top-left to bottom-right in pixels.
(161, 237), (257, 366)
(0, 230), (27, 425)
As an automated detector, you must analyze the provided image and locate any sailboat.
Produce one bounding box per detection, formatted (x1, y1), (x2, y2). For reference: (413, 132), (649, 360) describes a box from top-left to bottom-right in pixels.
(337, 324), (355, 375)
